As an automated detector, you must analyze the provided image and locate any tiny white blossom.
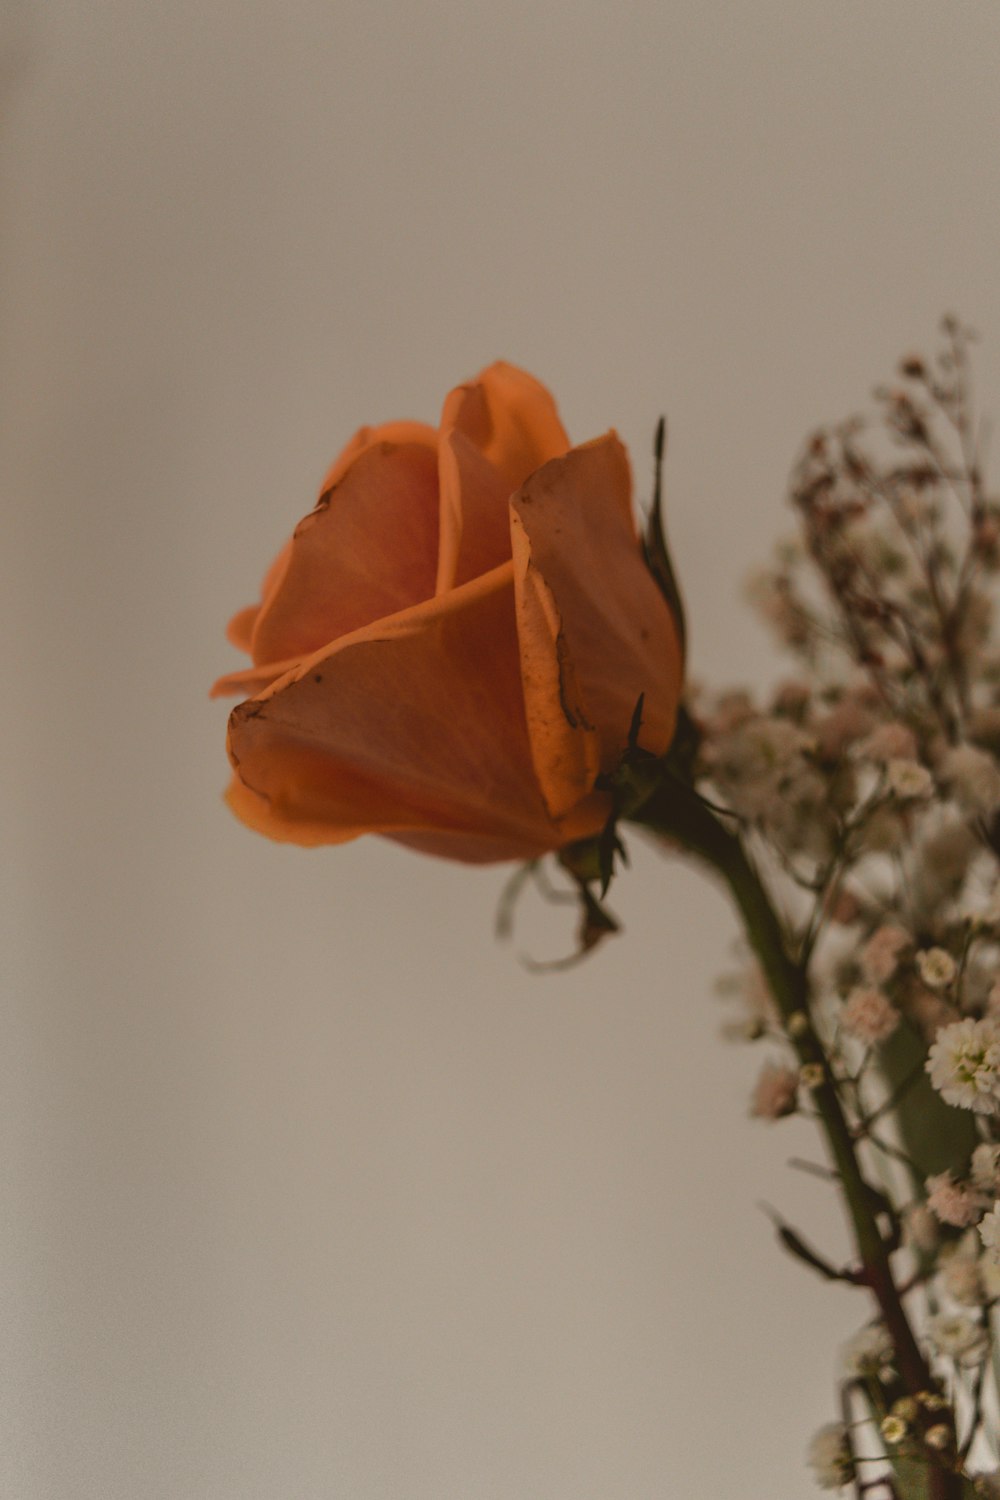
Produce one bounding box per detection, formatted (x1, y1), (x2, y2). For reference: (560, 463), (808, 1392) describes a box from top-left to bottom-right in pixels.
(926, 1018), (1000, 1113)
(927, 1312), (989, 1364)
(842, 986), (899, 1043)
(940, 744), (1000, 816)
(913, 819), (980, 910)
(703, 714), (816, 820)
(916, 947), (957, 990)
(862, 722), (918, 763)
(972, 1144), (1000, 1195)
(860, 924), (910, 984)
(719, 959), (776, 1041)
(806, 1422), (851, 1490)
(841, 1322), (893, 1378)
(750, 1061), (799, 1120)
(940, 1256), (989, 1307)
(925, 1172), (985, 1228)
(887, 758), (933, 799)
(939, 1232), (1000, 1302)
(814, 698), (873, 760)
(903, 1202), (939, 1254)
(979, 1204), (1000, 1264)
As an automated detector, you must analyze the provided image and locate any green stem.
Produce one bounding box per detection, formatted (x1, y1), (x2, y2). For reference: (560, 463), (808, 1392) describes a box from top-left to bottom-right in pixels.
(629, 778), (962, 1500)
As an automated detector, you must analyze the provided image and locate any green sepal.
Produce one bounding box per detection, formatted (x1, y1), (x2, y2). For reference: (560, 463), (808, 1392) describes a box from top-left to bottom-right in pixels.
(642, 416), (687, 664)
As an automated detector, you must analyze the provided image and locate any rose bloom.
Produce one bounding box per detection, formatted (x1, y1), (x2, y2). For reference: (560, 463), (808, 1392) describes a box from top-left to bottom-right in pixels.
(213, 364), (683, 862)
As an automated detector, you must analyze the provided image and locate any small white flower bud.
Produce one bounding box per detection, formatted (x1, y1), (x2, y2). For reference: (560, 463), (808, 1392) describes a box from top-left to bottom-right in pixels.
(887, 758), (933, 799)
(979, 1204), (1000, 1265)
(917, 947), (957, 990)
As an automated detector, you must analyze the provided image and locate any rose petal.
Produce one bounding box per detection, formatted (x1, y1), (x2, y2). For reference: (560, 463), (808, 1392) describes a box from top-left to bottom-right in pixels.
(210, 655), (303, 700)
(222, 540), (293, 654)
(451, 362), (570, 493)
(509, 554), (601, 819)
(435, 423), (513, 594)
(317, 419), (438, 492)
(510, 433), (682, 812)
(435, 364), (570, 593)
(225, 603), (262, 653)
(248, 441), (441, 667)
(225, 562), (597, 859)
(220, 421), (437, 664)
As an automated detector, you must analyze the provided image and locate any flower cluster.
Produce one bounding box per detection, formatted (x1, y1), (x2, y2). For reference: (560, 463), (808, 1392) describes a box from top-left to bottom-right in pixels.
(700, 322), (1000, 1490)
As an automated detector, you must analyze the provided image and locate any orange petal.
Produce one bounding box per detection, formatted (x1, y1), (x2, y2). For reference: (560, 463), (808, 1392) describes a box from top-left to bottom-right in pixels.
(453, 362), (570, 492)
(225, 563), (577, 859)
(317, 419), (438, 492)
(210, 655), (303, 700)
(435, 364), (570, 594)
(508, 553), (601, 819)
(249, 441), (440, 667)
(225, 604), (261, 653)
(510, 433), (683, 809)
(435, 420), (514, 595)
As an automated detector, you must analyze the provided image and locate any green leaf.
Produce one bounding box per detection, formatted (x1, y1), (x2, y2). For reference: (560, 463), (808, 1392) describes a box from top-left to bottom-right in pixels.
(877, 1023), (978, 1183)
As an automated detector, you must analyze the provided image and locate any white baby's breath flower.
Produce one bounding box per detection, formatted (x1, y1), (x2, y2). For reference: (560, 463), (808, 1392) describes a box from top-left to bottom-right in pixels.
(926, 1018), (1000, 1113)
(860, 924), (910, 984)
(887, 758), (933, 800)
(940, 744), (1000, 816)
(925, 1172), (985, 1228)
(814, 698), (873, 760)
(880, 1414), (907, 1444)
(927, 1312), (989, 1364)
(940, 1256), (990, 1307)
(718, 959), (776, 1041)
(916, 947), (957, 990)
(806, 1422), (852, 1490)
(841, 1323), (893, 1379)
(904, 1202), (939, 1255)
(940, 1228), (1000, 1302)
(912, 819), (980, 911)
(842, 986), (899, 1043)
(750, 1061), (799, 1120)
(979, 1204), (1000, 1265)
(972, 1144), (1000, 1195)
(702, 715), (816, 821)
(862, 722), (918, 763)
(917, 1391), (951, 1413)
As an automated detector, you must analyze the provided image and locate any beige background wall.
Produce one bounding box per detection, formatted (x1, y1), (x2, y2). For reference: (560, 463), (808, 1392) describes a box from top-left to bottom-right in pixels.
(4, 4), (1000, 1496)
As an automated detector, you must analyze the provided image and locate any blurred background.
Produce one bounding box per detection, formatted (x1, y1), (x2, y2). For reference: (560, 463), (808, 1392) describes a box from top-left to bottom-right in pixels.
(4, 3), (1000, 1496)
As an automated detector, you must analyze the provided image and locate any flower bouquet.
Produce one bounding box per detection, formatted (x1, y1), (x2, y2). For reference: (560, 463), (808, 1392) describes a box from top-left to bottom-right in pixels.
(213, 319), (1000, 1498)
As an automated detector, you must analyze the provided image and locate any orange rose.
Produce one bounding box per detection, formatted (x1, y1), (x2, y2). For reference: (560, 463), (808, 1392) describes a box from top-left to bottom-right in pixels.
(212, 363), (683, 863)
